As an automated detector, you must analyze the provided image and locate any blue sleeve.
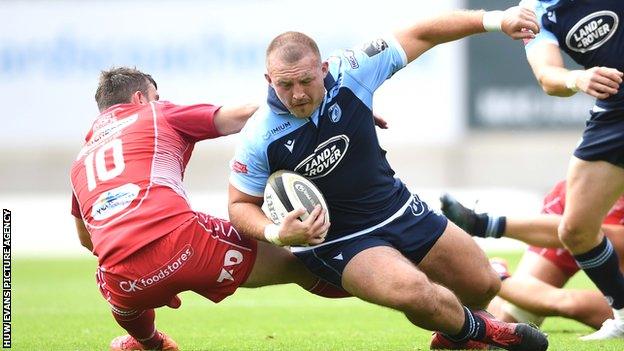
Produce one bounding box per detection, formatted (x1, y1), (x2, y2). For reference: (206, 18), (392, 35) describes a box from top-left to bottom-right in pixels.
(229, 116), (269, 198)
(521, 0), (560, 51)
(338, 35), (408, 93)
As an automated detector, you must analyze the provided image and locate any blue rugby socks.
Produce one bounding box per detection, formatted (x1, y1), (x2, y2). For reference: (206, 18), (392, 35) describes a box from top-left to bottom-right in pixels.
(474, 214), (506, 238)
(445, 307), (486, 342)
(574, 237), (624, 310)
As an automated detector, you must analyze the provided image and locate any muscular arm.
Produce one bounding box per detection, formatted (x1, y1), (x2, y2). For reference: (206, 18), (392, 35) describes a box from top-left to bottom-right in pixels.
(213, 104), (259, 136)
(228, 184), (272, 241)
(505, 214), (624, 248)
(395, 7), (538, 63)
(527, 43), (623, 99)
(74, 217), (93, 252)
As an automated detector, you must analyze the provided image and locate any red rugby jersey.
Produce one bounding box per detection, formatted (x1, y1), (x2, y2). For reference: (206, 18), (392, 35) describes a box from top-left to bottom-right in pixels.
(70, 101), (221, 265)
(542, 180), (624, 224)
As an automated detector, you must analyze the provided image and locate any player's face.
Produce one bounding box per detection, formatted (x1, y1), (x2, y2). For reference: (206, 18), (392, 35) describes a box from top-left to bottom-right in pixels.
(266, 53), (328, 118)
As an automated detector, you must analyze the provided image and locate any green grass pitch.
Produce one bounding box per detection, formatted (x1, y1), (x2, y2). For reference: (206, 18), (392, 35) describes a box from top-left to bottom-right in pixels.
(12, 251), (624, 350)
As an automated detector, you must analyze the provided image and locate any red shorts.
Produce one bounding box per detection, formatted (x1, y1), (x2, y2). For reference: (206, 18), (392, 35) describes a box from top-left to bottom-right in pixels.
(527, 246), (580, 277)
(95, 212), (257, 310)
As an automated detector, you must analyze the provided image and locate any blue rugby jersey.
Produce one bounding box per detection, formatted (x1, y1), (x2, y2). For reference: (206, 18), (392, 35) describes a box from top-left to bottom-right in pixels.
(522, 0), (624, 109)
(230, 35), (414, 242)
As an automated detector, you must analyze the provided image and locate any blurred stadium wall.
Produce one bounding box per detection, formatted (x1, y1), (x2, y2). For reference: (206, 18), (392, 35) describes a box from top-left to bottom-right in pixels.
(0, 1), (584, 201)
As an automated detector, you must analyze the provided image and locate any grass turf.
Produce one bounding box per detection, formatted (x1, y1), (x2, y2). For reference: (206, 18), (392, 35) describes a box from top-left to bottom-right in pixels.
(12, 251), (624, 350)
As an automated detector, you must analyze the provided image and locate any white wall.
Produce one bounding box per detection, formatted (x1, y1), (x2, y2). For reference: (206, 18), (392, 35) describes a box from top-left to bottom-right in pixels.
(0, 0), (464, 148)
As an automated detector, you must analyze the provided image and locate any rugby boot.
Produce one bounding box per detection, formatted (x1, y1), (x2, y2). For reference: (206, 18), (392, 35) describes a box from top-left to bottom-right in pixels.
(475, 310), (548, 351)
(580, 318), (624, 340)
(430, 332), (496, 349)
(439, 194), (481, 237)
(109, 332), (179, 351)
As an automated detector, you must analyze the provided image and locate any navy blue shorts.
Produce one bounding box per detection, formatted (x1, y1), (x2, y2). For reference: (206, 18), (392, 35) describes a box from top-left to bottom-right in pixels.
(574, 108), (624, 168)
(291, 195), (448, 288)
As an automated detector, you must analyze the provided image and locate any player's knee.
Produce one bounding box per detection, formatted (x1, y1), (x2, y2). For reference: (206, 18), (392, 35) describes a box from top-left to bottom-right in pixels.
(558, 220), (591, 250)
(392, 279), (438, 314)
(462, 273), (500, 308)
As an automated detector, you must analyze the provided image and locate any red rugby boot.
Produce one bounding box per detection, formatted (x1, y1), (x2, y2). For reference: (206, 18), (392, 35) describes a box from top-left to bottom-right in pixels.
(474, 311), (548, 351)
(109, 332), (179, 351)
(430, 332), (494, 349)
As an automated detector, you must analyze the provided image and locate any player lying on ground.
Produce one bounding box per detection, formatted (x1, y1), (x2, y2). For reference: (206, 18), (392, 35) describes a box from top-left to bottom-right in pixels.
(70, 67), (350, 351)
(519, 0), (624, 340)
(441, 179), (624, 337)
(228, 5), (549, 351)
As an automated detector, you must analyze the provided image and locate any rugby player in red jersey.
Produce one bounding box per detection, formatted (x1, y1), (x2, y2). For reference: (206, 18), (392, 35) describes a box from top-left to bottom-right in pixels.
(70, 67), (345, 351)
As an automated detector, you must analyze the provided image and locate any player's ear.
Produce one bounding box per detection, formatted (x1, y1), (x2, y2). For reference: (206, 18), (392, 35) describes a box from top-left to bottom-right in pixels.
(131, 91), (145, 105)
(321, 61), (329, 77)
(264, 73), (273, 86)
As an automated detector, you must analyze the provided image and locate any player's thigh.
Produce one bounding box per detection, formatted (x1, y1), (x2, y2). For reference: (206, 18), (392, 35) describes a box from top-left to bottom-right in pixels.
(341, 245), (431, 309)
(242, 241), (317, 288)
(417, 220), (499, 305)
(563, 157), (624, 233)
(516, 250), (572, 288)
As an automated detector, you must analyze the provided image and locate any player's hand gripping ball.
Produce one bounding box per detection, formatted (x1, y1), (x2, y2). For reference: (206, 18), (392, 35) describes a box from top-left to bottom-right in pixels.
(262, 170), (330, 227)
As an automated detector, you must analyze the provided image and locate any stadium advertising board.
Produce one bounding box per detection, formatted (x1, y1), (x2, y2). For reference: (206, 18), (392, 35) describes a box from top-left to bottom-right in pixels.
(0, 0), (462, 147)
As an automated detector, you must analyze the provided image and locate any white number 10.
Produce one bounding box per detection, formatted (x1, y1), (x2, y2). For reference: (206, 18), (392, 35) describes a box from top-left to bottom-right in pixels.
(84, 139), (125, 191)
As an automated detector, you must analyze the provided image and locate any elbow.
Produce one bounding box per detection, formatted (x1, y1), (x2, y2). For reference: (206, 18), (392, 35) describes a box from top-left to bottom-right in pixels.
(540, 84), (567, 97)
(536, 74), (574, 97)
(80, 239), (93, 252)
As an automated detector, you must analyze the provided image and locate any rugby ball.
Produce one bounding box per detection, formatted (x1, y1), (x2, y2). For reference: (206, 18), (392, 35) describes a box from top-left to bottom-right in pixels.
(262, 170), (330, 226)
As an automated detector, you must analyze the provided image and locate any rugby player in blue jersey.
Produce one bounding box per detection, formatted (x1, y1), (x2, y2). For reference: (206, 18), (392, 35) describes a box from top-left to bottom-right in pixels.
(520, 0), (624, 340)
(228, 6), (548, 351)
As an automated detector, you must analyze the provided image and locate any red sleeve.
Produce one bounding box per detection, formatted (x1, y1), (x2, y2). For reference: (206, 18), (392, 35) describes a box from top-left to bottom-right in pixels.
(161, 102), (222, 142)
(541, 180), (566, 215)
(71, 193), (82, 218)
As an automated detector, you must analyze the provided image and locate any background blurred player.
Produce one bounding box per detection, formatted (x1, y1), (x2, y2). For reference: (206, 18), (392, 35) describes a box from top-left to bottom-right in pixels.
(441, 180), (624, 334)
(228, 7), (549, 351)
(519, 0), (624, 340)
(70, 67), (348, 351)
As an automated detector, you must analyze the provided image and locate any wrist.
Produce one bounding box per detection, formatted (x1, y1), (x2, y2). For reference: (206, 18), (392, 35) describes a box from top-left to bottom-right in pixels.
(264, 223), (283, 246)
(565, 70), (582, 93)
(482, 10), (504, 32)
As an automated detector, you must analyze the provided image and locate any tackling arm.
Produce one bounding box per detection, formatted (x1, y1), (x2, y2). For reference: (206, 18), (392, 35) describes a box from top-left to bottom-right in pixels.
(395, 7), (538, 63)
(213, 103), (259, 136)
(74, 217), (93, 252)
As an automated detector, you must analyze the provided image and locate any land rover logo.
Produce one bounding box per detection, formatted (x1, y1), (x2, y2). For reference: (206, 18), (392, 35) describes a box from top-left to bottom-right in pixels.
(565, 11), (619, 53)
(294, 135), (349, 179)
